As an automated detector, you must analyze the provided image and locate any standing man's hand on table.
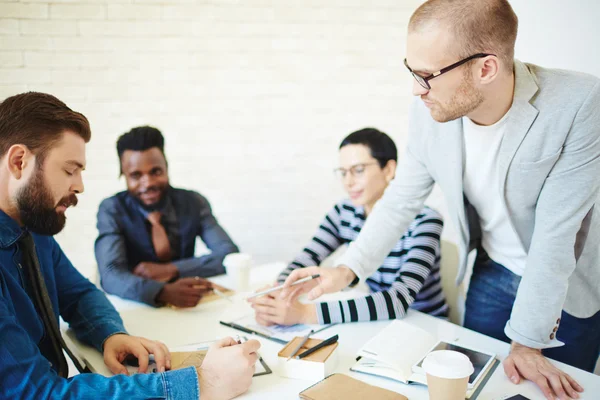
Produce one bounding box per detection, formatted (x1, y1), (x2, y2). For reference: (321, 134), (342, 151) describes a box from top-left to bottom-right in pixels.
(103, 333), (171, 375)
(280, 266), (357, 304)
(197, 337), (261, 400)
(503, 342), (584, 400)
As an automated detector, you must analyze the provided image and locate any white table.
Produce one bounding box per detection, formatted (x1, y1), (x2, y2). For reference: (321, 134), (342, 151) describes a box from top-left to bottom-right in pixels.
(64, 263), (600, 399)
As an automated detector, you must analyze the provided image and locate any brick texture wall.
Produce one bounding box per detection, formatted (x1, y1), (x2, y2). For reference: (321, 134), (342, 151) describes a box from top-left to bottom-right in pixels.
(1, 0), (597, 280)
(1, 0), (445, 279)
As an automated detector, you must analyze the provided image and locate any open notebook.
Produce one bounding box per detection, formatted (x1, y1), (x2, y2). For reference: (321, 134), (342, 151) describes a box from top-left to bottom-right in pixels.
(350, 320), (499, 399)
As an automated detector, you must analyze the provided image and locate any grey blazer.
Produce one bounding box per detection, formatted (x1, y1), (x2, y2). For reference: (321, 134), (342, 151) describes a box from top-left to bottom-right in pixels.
(337, 60), (600, 349)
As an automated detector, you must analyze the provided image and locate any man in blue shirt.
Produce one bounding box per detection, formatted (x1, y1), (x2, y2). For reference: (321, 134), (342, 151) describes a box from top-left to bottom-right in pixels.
(0, 92), (259, 399)
(95, 126), (239, 307)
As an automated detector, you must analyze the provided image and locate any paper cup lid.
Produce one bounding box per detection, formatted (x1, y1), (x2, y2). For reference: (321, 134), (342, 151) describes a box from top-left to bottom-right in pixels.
(422, 350), (474, 379)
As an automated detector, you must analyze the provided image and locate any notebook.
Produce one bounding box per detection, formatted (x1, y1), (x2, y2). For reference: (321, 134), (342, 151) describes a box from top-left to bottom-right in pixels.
(350, 320), (498, 399)
(299, 373), (408, 400)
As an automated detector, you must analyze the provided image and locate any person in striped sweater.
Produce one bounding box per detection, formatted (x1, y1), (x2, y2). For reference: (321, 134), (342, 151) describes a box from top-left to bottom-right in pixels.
(249, 128), (448, 326)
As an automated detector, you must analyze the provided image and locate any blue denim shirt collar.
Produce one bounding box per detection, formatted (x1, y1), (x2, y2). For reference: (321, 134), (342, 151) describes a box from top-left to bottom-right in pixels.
(0, 209), (26, 249)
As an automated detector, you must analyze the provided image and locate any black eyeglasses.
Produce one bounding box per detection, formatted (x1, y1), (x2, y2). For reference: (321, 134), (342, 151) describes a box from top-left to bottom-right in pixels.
(404, 53), (496, 90)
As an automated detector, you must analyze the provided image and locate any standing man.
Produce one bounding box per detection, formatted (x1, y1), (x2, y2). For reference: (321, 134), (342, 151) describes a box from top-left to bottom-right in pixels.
(96, 126), (239, 307)
(282, 1), (600, 399)
(0, 92), (259, 399)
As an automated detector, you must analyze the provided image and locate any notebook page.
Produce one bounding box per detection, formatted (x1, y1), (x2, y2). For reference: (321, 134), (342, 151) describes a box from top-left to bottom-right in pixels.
(358, 320), (437, 377)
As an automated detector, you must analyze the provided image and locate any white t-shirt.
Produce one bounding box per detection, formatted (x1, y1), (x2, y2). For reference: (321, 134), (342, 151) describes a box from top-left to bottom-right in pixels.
(462, 112), (527, 276)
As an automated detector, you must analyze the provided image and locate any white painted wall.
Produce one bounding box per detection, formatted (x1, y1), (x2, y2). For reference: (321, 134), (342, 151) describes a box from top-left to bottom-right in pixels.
(0, 0), (598, 280)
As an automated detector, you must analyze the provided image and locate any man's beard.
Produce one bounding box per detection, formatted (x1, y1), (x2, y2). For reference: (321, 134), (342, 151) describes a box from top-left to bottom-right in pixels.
(16, 167), (78, 236)
(428, 68), (484, 123)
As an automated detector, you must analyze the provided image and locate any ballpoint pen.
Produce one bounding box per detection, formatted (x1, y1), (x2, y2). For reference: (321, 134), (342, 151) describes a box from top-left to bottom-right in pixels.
(295, 334), (339, 359)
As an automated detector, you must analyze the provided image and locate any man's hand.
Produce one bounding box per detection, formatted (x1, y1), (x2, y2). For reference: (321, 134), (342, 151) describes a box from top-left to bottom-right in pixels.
(133, 262), (179, 282)
(156, 277), (213, 308)
(103, 333), (171, 375)
(280, 265), (356, 303)
(248, 284), (317, 326)
(197, 337), (261, 400)
(503, 342), (584, 400)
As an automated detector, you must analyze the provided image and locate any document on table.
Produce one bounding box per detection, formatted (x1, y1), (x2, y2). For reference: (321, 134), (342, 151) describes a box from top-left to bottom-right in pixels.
(126, 338), (271, 376)
(227, 313), (336, 343)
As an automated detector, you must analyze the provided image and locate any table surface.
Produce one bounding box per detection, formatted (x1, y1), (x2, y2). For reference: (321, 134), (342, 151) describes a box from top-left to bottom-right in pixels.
(63, 262), (600, 400)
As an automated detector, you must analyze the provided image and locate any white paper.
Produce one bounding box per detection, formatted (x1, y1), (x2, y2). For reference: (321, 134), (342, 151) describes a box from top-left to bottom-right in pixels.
(233, 313), (333, 342)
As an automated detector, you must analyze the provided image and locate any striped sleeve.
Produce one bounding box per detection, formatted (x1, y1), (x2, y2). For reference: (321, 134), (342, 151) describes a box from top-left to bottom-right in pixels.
(277, 205), (344, 283)
(316, 210), (443, 324)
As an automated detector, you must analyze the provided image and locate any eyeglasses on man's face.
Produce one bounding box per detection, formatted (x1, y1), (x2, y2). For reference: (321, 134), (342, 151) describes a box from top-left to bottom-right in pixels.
(333, 162), (379, 180)
(404, 53), (496, 90)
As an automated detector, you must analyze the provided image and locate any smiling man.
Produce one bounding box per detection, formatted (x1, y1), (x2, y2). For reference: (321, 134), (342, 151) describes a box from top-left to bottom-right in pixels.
(95, 126), (239, 307)
(281, 1), (600, 399)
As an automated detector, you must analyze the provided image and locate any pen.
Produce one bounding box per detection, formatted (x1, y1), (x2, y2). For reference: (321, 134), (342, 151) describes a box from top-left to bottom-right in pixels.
(219, 321), (288, 344)
(245, 274), (321, 300)
(287, 329), (314, 361)
(213, 287), (233, 303)
(295, 334), (339, 359)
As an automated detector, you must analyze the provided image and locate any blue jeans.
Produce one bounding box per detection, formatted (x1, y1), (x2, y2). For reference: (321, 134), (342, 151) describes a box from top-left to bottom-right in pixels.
(464, 255), (600, 372)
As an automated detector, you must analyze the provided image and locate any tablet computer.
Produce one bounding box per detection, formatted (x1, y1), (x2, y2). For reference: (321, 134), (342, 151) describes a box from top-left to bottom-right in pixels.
(412, 340), (496, 389)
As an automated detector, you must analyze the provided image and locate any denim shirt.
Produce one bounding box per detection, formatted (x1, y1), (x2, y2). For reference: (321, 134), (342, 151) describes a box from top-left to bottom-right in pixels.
(0, 210), (200, 399)
(95, 187), (239, 305)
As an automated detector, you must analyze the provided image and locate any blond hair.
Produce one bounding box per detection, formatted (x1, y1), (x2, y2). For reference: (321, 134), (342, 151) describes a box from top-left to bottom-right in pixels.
(409, 0), (518, 71)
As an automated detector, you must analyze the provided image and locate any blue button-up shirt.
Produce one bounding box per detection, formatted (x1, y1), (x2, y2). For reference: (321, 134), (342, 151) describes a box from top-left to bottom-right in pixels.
(0, 210), (199, 399)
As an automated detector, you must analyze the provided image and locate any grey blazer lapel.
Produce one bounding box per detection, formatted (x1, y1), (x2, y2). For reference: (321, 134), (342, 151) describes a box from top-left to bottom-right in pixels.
(498, 60), (540, 195)
(438, 118), (469, 247)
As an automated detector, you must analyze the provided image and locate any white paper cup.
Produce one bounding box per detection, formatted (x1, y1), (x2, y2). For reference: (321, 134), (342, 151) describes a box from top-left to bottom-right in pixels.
(422, 350), (474, 400)
(223, 253), (252, 290)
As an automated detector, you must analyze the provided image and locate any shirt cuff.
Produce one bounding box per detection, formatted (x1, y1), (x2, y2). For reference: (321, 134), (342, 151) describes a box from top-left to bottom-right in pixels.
(99, 331), (129, 353)
(142, 280), (167, 307)
(316, 302), (350, 325)
(504, 319), (565, 350)
(86, 321), (127, 353)
(334, 254), (364, 287)
(161, 366), (200, 400)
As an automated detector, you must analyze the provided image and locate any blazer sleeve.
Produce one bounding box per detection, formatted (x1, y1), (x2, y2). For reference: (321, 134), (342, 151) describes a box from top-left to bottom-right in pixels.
(336, 100), (436, 281)
(171, 193), (239, 278)
(95, 198), (165, 306)
(506, 81), (600, 348)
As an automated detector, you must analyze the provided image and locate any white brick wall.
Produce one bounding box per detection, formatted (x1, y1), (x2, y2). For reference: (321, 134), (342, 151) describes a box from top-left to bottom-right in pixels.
(0, 0), (598, 282)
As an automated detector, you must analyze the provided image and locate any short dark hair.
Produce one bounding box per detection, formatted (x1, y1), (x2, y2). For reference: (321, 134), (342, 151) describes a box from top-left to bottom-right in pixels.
(116, 126), (165, 174)
(339, 128), (397, 168)
(0, 92), (91, 166)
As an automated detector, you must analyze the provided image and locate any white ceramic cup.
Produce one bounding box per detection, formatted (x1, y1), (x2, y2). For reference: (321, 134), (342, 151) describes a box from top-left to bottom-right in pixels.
(422, 350), (474, 400)
(223, 253), (252, 291)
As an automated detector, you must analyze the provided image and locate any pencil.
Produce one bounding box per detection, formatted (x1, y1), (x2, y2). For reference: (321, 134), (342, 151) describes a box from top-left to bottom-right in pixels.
(286, 330), (314, 361)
